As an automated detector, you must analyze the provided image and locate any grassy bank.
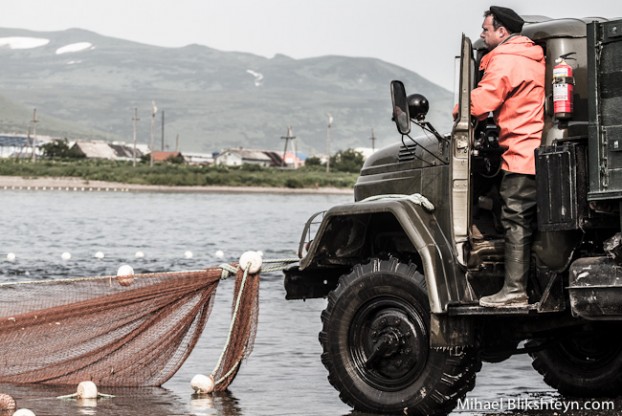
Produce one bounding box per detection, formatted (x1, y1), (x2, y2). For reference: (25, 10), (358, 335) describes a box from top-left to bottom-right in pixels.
(0, 159), (359, 189)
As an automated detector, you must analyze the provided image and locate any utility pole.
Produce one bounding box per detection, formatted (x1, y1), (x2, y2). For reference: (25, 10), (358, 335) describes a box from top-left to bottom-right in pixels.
(370, 128), (376, 152)
(150, 101), (157, 167)
(161, 110), (165, 151)
(326, 113), (333, 173)
(132, 107), (139, 167)
(293, 131), (299, 169)
(30, 108), (38, 162)
(281, 126), (296, 168)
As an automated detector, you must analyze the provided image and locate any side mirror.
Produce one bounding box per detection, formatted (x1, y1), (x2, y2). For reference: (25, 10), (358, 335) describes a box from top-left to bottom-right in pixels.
(391, 80), (411, 135)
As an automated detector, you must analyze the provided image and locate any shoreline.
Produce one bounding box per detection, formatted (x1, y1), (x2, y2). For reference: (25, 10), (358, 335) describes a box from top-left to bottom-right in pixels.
(0, 175), (354, 195)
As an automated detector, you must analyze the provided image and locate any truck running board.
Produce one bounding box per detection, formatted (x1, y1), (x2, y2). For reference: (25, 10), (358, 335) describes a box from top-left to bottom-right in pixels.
(447, 303), (542, 316)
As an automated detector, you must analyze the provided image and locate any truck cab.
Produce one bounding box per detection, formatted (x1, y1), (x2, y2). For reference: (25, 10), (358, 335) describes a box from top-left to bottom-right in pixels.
(285, 17), (622, 416)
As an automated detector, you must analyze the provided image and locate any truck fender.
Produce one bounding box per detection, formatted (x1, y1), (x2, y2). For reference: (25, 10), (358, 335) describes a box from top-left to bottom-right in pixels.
(299, 195), (470, 313)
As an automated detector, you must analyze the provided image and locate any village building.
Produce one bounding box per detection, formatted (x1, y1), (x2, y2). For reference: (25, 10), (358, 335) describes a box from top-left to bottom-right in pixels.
(0, 134), (49, 158)
(109, 142), (140, 161)
(70, 141), (148, 161)
(1, 133), (308, 169)
(149, 151), (184, 163)
(215, 148), (275, 167)
(281, 151), (305, 168)
(183, 152), (214, 165)
(70, 141), (122, 160)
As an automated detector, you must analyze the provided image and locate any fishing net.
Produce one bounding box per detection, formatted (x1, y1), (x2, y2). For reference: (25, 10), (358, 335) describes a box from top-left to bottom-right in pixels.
(212, 268), (260, 390)
(0, 265), (260, 389)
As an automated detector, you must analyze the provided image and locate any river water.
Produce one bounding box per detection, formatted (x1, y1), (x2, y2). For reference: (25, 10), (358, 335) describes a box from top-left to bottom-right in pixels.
(0, 190), (618, 416)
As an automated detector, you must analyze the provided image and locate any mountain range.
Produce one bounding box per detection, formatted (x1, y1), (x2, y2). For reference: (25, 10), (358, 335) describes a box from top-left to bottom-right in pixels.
(0, 27), (454, 155)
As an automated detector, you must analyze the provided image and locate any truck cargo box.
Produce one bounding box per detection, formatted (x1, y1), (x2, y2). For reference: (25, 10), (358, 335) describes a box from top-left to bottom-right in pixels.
(588, 19), (622, 200)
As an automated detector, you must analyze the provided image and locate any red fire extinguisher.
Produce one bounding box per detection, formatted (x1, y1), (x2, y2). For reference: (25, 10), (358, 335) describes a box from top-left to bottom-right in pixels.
(552, 53), (575, 120)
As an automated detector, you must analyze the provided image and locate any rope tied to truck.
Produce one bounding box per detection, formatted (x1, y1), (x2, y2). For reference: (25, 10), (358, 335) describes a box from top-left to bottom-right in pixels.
(361, 193), (435, 212)
(0, 252), (298, 392)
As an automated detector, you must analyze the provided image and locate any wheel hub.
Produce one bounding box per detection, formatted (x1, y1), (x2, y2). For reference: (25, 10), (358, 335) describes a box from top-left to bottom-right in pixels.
(350, 301), (428, 389)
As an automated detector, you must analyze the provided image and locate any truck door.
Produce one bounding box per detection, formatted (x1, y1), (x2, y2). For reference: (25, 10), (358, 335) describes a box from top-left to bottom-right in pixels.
(450, 34), (475, 266)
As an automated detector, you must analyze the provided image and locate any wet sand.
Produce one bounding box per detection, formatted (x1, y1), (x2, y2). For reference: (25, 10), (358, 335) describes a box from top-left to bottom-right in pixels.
(0, 175), (353, 195)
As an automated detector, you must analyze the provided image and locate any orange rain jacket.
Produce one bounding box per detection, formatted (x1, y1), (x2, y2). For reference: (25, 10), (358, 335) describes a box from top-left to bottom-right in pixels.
(471, 35), (545, 175)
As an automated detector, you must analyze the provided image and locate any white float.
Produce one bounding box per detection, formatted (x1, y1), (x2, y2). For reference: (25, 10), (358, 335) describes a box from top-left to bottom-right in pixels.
(13, 409), (36, 416)
(116, 264), (135, 286)
(57, 381), (115, 401)
(117, 265), (134, 276)
(239, 251), (263, 274)
(77, 381), (98, 399)
(190, 374), (215, 394)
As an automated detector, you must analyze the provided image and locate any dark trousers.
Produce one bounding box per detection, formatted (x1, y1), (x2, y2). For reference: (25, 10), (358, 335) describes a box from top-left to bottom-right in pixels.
(500, 171), (537, 247)
(499, 171), (537, 283)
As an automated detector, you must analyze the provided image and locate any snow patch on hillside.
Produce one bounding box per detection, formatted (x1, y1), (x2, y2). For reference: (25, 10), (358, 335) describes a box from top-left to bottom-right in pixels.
(246, 69), (264, 87)
(56, 42), (94, 55)
(0, 37), (50, 49)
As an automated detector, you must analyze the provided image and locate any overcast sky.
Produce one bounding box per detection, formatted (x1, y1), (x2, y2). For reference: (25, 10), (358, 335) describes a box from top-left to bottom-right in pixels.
(0, 0), (619, 90)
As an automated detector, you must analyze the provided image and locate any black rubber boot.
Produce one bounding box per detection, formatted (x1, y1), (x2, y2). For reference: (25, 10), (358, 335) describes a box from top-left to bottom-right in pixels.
(479, 243), (529, 307)
(479, 172), (536, 308)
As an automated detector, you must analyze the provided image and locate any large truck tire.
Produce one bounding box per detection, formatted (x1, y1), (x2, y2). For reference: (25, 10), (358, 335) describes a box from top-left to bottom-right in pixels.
(529, 326), (622, 396)
(319, 258), (477, 415)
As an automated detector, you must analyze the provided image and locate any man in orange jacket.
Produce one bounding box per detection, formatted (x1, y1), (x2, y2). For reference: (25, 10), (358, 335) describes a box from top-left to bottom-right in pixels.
(471, 6), (545, 307)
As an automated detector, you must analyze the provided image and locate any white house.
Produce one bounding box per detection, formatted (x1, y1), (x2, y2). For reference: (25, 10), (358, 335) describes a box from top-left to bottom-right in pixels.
(215, 148), (273, 167)
(70, 141), (118, 159)
(184, 152), (214, 165)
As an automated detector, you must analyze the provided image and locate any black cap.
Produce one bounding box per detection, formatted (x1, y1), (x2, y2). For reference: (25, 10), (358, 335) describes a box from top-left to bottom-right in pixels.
(490, 6), (524, 33)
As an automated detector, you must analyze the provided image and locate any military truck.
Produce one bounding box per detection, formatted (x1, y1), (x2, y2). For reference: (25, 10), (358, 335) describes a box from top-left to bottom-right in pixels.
(284, 16), (622, 416)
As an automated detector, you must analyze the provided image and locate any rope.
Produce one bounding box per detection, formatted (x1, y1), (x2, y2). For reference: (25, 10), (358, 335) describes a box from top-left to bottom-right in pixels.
(259, 258), (299, 272)
(360, 193), (435, 212)
(0, 269), (209, 287)
(211, 264), (251, 385)
(218, 263), (238, 279)
(0, 258), (298, 288)
(214, 355), (244, 386)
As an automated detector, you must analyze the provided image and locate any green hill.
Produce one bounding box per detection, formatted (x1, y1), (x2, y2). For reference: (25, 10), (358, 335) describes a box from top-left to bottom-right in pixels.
(0, 27), (453, 155)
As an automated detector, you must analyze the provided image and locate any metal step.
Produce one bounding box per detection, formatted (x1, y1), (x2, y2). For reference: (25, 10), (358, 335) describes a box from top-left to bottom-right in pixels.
(447, 303), (541, 316)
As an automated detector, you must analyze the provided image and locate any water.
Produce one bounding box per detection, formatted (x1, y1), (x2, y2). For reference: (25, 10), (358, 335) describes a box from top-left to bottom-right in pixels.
(0, 190), (618, 415)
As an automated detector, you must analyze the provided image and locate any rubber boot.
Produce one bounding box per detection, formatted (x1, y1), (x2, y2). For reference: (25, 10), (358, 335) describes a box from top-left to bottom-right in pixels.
(479, 243), (529, 307)
(479, 172), (535, 308)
